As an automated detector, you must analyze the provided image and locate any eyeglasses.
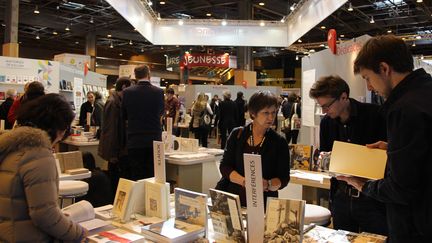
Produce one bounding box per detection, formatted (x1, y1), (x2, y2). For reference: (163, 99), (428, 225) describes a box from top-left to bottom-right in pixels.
(318, 97), (339, 110)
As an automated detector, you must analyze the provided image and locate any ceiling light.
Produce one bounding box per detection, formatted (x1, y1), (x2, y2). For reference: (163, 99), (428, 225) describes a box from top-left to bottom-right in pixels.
(90, 16), (94, 23)
(157, 13), (161, 20)
(141, 48), (144, 52)
(412, 42), (416, 47)
(340, 34), (345, 37)
(119, 53), (123, 56)
(160, 1), (165, 4)
(370, 16), (375, 24)
(107, 34), (112, 38)
(52, 31), (58, 35)
(206, 13), (211, 17)
(420, 55), (424, 59)
(161, 46), (164, 49)
(34, 5), (40, 14)
(35, 34), (40, 40)
(280, 16), (286, 23)
(310, 49), (316, 53)
(416, 35), (421, 39)
(319, 44), (325, 47)
(295, 55), (299, 60)
(65, 25), (70, 31)
(75, 41), (79, 44)
(417, 0), (423, 2)
(290, 3), (297, 11)
(221, 20), (227, 26)
(129, 40), (133, 45)
(387, 30), (392, 33)
(259, 2), (265, 6)
(260, 21), (265, 27)
(148, 1), (153, 6)
(320, 26), (326, 29)
(109, 42), (113, 48)
(252, 50), (256, 53)
(348, 2), (353, 11)
(178, 19), (184, 25)
(298, 39), (302, 43)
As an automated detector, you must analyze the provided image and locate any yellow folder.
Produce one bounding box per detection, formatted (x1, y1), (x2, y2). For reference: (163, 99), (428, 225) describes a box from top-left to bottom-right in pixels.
(329, 141), (387, 180)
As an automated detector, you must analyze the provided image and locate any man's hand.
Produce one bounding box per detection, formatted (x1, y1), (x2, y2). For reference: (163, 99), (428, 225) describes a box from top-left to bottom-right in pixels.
(336, 175), (368, 192)
(366, 141), (388, 150)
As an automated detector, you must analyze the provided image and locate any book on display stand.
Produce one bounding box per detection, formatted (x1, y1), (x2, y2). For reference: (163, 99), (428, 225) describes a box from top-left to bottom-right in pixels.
(61, 200), (110, 231)
(289, 144), (313, 170)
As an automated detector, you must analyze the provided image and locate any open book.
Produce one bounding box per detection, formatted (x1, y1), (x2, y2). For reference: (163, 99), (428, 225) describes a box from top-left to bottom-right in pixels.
(54, 151), (89, 174)
(61, 200), (110, 231)
(329, 141), (387, 179)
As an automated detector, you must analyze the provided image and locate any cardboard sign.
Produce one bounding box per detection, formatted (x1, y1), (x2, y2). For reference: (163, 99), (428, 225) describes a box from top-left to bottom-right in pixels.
(243, 153), (265, 243)
(153, 141), (166, 183)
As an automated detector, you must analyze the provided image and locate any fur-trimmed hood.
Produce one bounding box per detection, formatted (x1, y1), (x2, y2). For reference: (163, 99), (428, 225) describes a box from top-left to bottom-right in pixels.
(0, 126), (52, 160)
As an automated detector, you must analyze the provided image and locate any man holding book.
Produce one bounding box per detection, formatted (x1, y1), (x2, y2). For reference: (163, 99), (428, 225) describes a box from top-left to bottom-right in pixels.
(341, 35), (432, 242)
(309, 76), (388, 236)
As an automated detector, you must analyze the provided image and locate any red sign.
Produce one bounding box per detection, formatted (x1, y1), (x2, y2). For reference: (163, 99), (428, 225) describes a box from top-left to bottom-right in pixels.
(327, 29), (337, 55)
(181, 54), (229, 68)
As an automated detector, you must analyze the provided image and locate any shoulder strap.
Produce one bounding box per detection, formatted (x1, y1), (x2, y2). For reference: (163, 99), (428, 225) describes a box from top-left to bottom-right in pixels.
(237, 127), (244, 140)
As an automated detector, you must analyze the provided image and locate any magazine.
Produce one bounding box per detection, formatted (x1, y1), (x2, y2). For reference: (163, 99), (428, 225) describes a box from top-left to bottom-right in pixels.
(264, 197), (306, 243)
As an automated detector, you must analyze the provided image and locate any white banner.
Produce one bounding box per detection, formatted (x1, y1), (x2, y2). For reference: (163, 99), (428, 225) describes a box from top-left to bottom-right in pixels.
(153, 141), (166, 183)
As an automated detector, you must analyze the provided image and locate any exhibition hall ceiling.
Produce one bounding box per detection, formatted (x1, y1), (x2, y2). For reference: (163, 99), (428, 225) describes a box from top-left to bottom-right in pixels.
(0, 0), (431, 61)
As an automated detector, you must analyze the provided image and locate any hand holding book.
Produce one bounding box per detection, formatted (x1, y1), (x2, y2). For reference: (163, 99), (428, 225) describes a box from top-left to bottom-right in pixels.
(336, 175), (368, 191)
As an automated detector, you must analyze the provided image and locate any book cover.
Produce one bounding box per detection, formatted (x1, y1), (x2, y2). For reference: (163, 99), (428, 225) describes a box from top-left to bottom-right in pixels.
(0, 92), (5, 100)
(289, 144), (313, 170)
(113, 178), (138, 222)
(174, 188), (208, 228)
(61, 200), (110, 231)
(303, 225), (337, 243)
(54, 151), (84, 173)
(208, 189), (245, 243)
(144, 179), (170, 220)
(330, 141), (387, 179)
(88, 228), (145, 243)
(141, 217), (204, 243)
(264, 197), (306, 243)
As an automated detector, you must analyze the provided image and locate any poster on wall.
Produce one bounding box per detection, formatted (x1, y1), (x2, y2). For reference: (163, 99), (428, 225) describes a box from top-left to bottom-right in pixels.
(301, 69), (316, 127)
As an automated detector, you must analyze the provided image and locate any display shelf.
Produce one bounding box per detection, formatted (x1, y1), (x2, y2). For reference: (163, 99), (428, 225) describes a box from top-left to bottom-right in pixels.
(0, 82), (26, 86)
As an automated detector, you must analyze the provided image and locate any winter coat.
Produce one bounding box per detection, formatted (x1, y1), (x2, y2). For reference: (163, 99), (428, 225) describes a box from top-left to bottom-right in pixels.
(0, 127), (85, 242)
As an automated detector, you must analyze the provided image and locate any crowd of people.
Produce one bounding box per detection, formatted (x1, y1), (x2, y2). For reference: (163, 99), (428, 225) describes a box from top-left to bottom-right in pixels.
(0, 35), (431, 242)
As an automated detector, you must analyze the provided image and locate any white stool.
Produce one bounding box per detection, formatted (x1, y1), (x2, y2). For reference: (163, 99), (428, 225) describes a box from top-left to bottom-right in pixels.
(59, 180), (89, 208)
(304, 204), (331, 226)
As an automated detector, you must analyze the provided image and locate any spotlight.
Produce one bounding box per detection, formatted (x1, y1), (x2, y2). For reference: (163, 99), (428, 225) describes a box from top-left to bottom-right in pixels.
(178, 19), (184, 25)
(35, 34), (40, 39)
(260, 21), (265, 27)
(221, 20), (227, 26)
(370, 16), (375, 24)
(65, 25), (70, 31)
(34, 5), (40, 14)
(348, 2), (353, 11)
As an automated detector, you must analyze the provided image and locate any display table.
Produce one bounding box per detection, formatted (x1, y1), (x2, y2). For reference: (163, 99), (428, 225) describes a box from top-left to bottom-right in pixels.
(165, 151), (221, 194)
(60, 139), (108, 170)
(290, 170), (331, 205)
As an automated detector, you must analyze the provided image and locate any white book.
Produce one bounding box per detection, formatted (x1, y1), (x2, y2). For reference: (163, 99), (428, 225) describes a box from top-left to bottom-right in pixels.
(94, 204), (114, 220)
(174, 188), (208, 229)
(113, 178), (144, 222)
(144, 179), (170, 220)
(61, 200), (110, 231)
(88, 228), (145, 243)
(141, 218), (204, 243)
(112, 213), (164, 234)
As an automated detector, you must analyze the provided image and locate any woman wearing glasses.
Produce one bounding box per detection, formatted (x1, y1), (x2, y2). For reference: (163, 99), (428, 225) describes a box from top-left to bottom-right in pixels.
(217, 90), (290, 207)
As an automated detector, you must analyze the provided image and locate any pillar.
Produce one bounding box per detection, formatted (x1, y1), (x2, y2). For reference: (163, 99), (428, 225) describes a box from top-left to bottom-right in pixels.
(2, 0), (19, 57)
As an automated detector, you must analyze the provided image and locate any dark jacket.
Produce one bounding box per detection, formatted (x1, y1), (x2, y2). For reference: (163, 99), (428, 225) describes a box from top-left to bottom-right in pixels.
(219, 123), (290, 206)
(362, 69), (432, 243)
(218, 99), (238, 130)
(79, 101), (94, 126)
(92, 98), (104, 127)
(98, 91), (127, 161)
(122, 81), (164, 148)
(0, 97), (14, 129)
(235, 98), (246, 126)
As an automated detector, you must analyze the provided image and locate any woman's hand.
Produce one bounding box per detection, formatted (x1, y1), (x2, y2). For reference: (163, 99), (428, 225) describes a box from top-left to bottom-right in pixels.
(268, 178), (282, 191)
(366, 141), (388, 150)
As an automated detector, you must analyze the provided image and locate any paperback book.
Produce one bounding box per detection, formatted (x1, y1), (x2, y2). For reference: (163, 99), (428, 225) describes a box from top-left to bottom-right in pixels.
(289, 144), (313, 170)
(143, 178), (170, 220)
(264, 197), (306, 243)
(208, 188), (245, 243)
(113, 178), (145, 223)
(87, 228), (145, 243)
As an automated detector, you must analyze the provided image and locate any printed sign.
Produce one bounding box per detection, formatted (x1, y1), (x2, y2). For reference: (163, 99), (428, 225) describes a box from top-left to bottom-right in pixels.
(181, 54), (230, 68)
(153, 141), (166, 183)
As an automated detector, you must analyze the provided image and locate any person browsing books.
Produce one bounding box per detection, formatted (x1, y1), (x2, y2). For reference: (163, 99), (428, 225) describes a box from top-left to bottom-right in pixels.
(0, 94), (87, 242)
(217, 90), (290, 207)
(309, 75), (388, 236)
(339, 35), (432, 243)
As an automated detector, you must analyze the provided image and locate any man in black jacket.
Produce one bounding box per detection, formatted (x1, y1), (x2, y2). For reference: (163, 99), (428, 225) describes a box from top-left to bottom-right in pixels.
(122, 65), (164, 180)
(309, 75), (388, 236)
(218, 90), (238, 149)
(340, 35), (432, 243)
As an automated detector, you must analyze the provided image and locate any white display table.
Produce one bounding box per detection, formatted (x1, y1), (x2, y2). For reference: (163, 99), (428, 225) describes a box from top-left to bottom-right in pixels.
(60, 139), (108, 170)
(59, 171), (92, 181)
(165, 150), (222, 194)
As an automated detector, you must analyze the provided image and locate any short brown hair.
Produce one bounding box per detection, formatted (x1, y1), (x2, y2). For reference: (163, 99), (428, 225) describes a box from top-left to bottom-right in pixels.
(354, 35), (414, 74)
(309, 75), (350, 99)
(134, 65), (150, 80)
(248, 90), (278, 118)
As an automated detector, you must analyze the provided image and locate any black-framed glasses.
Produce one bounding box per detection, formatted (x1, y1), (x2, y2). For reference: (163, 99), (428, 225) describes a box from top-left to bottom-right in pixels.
(318, 97), (339, 110)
